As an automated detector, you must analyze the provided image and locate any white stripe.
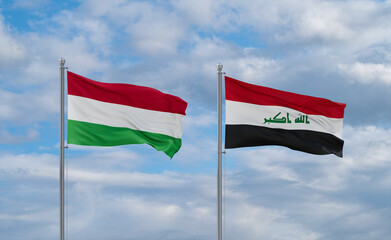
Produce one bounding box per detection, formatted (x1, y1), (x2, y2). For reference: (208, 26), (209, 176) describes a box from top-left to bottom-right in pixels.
(68, 95), (184, 138)
(226, 100), (343, 138)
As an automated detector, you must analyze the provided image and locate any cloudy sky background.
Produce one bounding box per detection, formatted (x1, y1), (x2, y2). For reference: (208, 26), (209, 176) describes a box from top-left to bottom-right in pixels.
(1, 0), (391, 239)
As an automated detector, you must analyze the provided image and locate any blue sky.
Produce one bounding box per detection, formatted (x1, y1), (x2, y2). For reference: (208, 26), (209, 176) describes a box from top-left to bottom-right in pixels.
(1, 0), (391, 239)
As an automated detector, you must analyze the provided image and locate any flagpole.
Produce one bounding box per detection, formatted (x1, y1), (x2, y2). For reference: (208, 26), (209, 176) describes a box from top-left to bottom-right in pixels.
(59, 58), (66, 240)
(217, 63), (223, 240)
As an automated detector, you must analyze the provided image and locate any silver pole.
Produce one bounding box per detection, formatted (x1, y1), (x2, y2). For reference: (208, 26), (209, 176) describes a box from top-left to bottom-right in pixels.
(59, 58), (66, 240)
(217, 63), (223, 240)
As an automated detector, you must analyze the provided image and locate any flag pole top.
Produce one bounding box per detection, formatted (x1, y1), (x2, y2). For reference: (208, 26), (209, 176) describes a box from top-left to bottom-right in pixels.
(59, 58), (65, 66)
(217, 63), (223, 72)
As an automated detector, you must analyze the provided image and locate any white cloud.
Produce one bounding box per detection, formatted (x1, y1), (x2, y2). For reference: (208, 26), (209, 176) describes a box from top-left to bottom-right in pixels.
(223, 55), (281, 84)
(226, 202), (323, 240)
(125, 6), (187, 56)
(25, 34), (110, 80)
(343, 125), (391, 167)
(173, 0), (216, 26)
(292, 2), (353, 42)
(0, 150), (202, 189)
(172, 0), (239, 30)
(52, 10), (113, 56)
(0, 129), (39, 144)
(0, 15), (25, 65)
(0, 87), (57, 124)
(73, 0), (189, 56)
(0, 209), (56, 223)
(0, 153), (58, 179)
(128, 18), (186, 56)
(179, 0), (389, 51)
(184, 112), (215, 127)
(339, 62), (391, 85)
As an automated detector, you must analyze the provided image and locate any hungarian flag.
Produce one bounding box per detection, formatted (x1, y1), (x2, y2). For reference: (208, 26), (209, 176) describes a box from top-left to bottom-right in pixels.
(67, 71), (187, 158)
(225, 76), (346, 157)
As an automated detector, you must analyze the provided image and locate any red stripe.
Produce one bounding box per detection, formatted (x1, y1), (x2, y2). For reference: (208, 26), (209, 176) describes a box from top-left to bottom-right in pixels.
(67, 71), (187, 115)
(225, 76), (346, 118)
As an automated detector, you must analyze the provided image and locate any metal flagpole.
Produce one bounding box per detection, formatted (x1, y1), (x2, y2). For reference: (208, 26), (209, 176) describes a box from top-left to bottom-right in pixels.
(217, 63), (223, 240)
(59, 58), (66, 240)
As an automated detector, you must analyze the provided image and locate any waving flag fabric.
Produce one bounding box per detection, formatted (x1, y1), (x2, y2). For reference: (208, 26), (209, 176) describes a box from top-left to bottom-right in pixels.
(67, 71), (187, 158)
(225, 76), (346, 157)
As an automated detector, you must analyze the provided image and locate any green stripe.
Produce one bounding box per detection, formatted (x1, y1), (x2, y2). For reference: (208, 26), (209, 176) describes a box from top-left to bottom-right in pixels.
(67, 120), (182, 158)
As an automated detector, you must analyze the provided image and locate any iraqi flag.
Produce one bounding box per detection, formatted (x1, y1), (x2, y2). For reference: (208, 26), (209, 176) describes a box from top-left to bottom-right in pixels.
(67, 71), (187, 158)
(225, 76), (346, 157)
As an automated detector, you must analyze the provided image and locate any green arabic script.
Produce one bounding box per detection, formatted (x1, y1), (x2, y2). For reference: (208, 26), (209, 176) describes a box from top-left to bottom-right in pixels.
(264, 112), (310, 124)
(295, 114), (310, 124)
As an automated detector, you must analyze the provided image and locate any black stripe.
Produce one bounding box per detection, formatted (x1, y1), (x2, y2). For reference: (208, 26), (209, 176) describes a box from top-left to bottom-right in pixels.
(225, 125), (344, 157)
